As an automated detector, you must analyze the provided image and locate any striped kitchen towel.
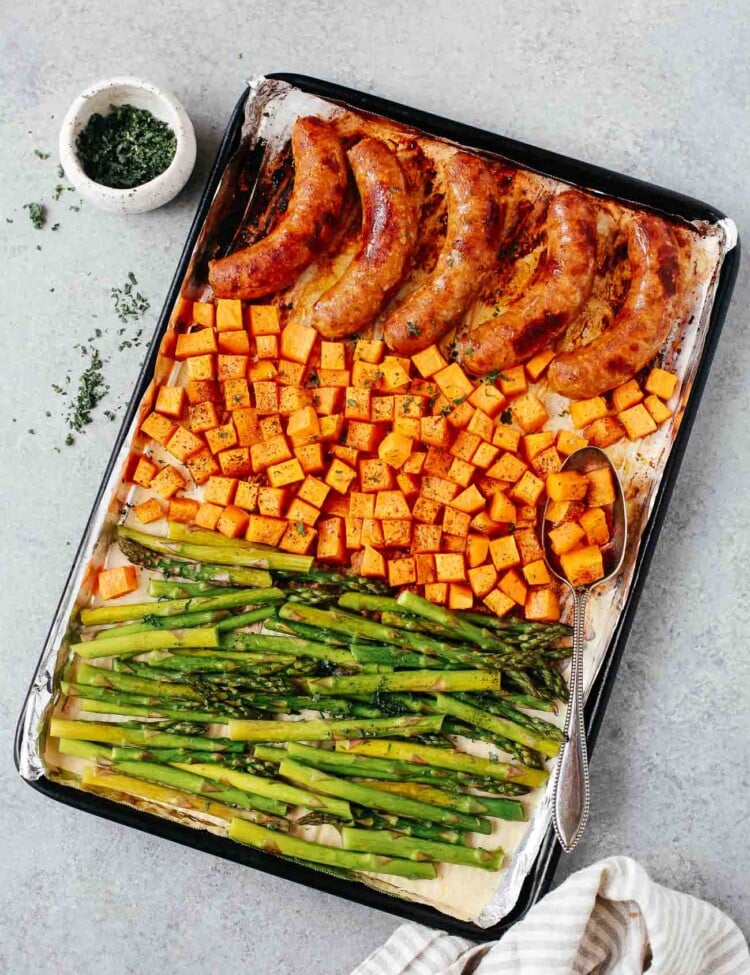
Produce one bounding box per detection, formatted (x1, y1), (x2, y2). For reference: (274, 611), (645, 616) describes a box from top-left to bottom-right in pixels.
(351, 856), (749, 974)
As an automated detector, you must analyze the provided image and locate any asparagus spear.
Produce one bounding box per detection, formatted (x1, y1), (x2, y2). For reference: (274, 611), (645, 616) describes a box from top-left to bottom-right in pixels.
(228, 819), (436, 880)
(303, 670), (500, 697)
(63, 687), (234, 724)
(352, 810), (464, 845)
(174, 763), (351, 820)
(81, 767), (288, 829)
(118, 533), (274, 586)
(50, 718), (243, 753)
(433, 694), (561, 758)
(341, 827), (502, 870)
(75, 662), (199, 699)
(259, 744), (529, 797)
(94, 610), (226, 640)
(214, 607), (277, 632)
(353, 779), (524, 820)
(264, 619), (348, 646)
(222, 631), (358, 667)
(73, 628), (220, 659)
(441, 719), (544, 769)
(148, 580), (235, 599)
(455, 694), (566, 743)
(279, 759), (491, 834)
(229, 714), (444, 742)
(119, 525), (313, 573)
(80, 588), (285, 626)
(337, 739), (548, 788)
(112, 760), (287, 815)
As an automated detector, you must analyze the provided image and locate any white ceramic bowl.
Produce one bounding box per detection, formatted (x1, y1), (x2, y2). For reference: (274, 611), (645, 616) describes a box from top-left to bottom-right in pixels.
(59, 77), (197, 214)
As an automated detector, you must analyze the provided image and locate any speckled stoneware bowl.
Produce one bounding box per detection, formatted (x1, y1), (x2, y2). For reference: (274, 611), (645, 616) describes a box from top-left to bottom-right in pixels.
(58, 77), (197, 214)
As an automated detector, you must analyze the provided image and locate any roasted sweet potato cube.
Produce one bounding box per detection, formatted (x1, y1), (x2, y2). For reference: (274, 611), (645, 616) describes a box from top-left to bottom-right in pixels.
(380, 356), (410, 392)
(186, 379), (221, 405)
(279, 522), (317, 554)
(396, 472), (420, 497)
(421, 476), (459, 504)
(451, 484), (486, 515)
(415, 553), (436, 585)
(619, 403), (658, 441)
(356, 545), (384, 578)
(468, 563), (498, 599)
(325, 458), (357, 495)
(586, 466), (617, 506)
(413, 524), (441, 553)
(369, 396), (393, 424)
(175, 328), (218, 359)
(279, 386), (311, 416)
(511, 393), (548, 433)
(446, 458), (475, 488)
(254, 333), (278, 360)
(344, 387), (371, 421)
(499, 365), (527, 397)
(483, 588), (515, 618)
(263, 413), (288, 441)
(359, 518), (383, 547)
(316, 517), (346, 563)
(345, 421), (379, 453)
(345, 516), (363, 549)
(312, 387), (344, 416)
(215, 298), (243, 332)
(549, 521), (586, 555)
(280, 321), (317, 364)
(467, 534), (489, 567)
(382, 519), (411, 548)
(205, 422), (238, 455)
(248, 305), (280, 336)
(97, 565), (138, 601)
(192, 300), (216, 328)
(156, 385), (185, 419)
(219, 330), (251, 355)
(229, 408), (259, 447)
(411, 344), (447, 378)
(525, 587), (561, 621)
(151, 465), (186, 500)
(132, 456), (159, 488)
(276, 360), (305, 387)
(250, 381), (276, 415)
(442, 535), (467, 554)
(644, 367), (678, 401)
(373, 490), (411, 520)
(525, 348), (556, 381)
(351, 339), (384, 364)
(471, 442), (499, 470)
(358, 458), (393, 493)
(234, 482), (259, 512)
(425, 582), (448, 604)
(257, 486), (287, 518)
(195, 502), (224, 530)
(561, 544), (604, 586)
(570, 396), (608, 429)
(317, 341), (344, 371)
(434, 363), (473, 402)
(499, 568), (527, 605)
(492, 423), (522, 452)
(378, 432), (414, 468)
(185, 355), (216, 382)
(450, 430), (481, 463)
(248, 361), (278, 382)
(246, 514), (286, 546)
(468, 382), (505, 418)
(487, 453), (527, 483)
(514, 527), (544, 565)
(516, 504), (538, 527)
(445, 400), (474, 429)
(523, 559), (551, 586)
(251, 436), (292, 473)
(317, 369), (350, 388)
(470, 511), (505, 535)
(488, 491), (516, 525)
(188, 402), (219, 435)
(585, 415), (625, 447)
(186, 449), (220, 485)
(350, 361), (382, 389)
(434, 553), (466, 582)
(286, 406), (320, 443)
(412, 497), (442, 524)
(219, 447), (252, 477)
(447, 583), (473, 610)
(168, 497), (200, 524)
(530, 447), (562, 478)
(545, 499), (572, 522)
(443, 507), (471, 537)
(547, 471), (588, 502)
(386, 557), (415, 587)
(319, 414), (344, 443)
(267, 458), (305, 488)
(489, 535), (521, 571)
(556, 429), (589, 456)
(167, 427), (205, 463)
(134, 498), (163, 525)
(345, 492), (371, 519)
(510, 471), (545, 506)
(419, 415), (450, 447)
(204, 476), (238, 506)
(523, 431), (556, 460)
(295, 443), (326, 474)
(611, 379), (643, 413)
(141, 411), (178, 446)
(424, 448), (453, 478)
(216, 355), (247, 382)
(579, 506), (610, 545)
(644, 394), (673, 425)
(286, 498), (320, 528)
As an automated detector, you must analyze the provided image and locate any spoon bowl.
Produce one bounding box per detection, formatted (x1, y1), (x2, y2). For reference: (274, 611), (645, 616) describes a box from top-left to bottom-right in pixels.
(541, 445), (627, 852)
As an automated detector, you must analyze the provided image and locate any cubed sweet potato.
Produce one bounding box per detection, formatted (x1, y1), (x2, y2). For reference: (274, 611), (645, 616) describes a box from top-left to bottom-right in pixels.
(248, 305), (280, 336)
(525, 348), (556, 381)
(195, 501), (224, 530)
(134, 498), (163, 525)
(644, 367), (678, 401)
(222, 378), (250, 412)
(141, 412), (178, 447)
(279, 522), (317, 555)
(643, 394), (673, 425)
(168, 497), (200, 524)
(175, 328), (218, 359)
(412, 497), (442, 524)
(316, 517), (346, 563)
(488, 491), (516, 525)
(358, 545), (386, 578)
(511, 392), (549, 433)
(525, 587), (561, 621)
(280, 321), (317, 364)
(246, 514), (287, 546)
(447, 583), (473, 610)
(156, 385), (185, 419)
(186, 379), (221, 405)
(424, 582), (448, 604)
(188, 402), (220, 435)
(267, 459), (305, 488)
(556, 429), (589, 456)
(468, 382), (505, 418)
(205, 476), (238, 506)
(489, 535), (521, 571)
(255, 334), (279, 361)
(530, 447), (562, 478)
(579, 506), (610, 545)
(219, 447), (252, 477)
(434, 553), (466, 582)
(546, 471), (588, 501)
(186, 449), (220, 485)
(586, 466), (616, 506)
(151, 465), (186, 500)
(492, 423), (522, 452)
(487, 453), (528, 483)
(585, 415), (626, 448)
(192, 300), (216, 328)
(251, 436), (292, 473)
(411, 344), (447, 378)
(132, 456), (159, 488)
(325, 459), (357, 495)
(499, 568), (528, 605)
(619, 403), (657, 441)
(234, 482), (259, 512)
(445, 400), (474, 429)
(97, 565), (138, 601)
(218, 330), (251, 355)
(217, 355), (249, 381)
(483, 588), (515, 618)
(570, 396), (608, 429)
(509, 471), (545, 506)
(205, 423), (238, 455)
(523, 431), (555, 460)
(548, 521), (586, 555)
(215, 298), (243, 332)
(523, 559), (551, 586)
(471, 442), (499, 469)
(467, 534), (489, 567)
(387, 557), (416, 587)
(186, 354), (216, 382)
(451, 484), (486, 515)
(561, 544), (605, 586)
(611, 379), (643, 413)
(468, 563), (498, 598)
(498, 365), (527, 397)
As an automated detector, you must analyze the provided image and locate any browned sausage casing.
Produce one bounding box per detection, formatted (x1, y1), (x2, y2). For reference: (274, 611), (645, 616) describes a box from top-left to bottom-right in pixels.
(308, 137), (417, 339)
(547, 214), (680, 399)
(456, 192), (598, 375)
(383, 152), (502, 355)
(208, 117), (348, 300)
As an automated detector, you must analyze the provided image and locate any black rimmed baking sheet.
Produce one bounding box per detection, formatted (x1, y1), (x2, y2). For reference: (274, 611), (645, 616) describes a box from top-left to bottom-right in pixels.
(15, 74), (740, 939)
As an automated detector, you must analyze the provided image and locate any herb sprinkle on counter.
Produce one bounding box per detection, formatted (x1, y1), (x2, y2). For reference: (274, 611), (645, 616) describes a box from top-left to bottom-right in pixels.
(76, 104), (177, 189)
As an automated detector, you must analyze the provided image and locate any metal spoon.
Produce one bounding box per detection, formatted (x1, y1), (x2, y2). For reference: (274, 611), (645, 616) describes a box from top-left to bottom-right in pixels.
(542, 446), (627, 852)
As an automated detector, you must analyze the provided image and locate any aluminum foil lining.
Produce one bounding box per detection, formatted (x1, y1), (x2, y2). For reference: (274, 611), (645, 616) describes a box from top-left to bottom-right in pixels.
(16, 75), (738, 928)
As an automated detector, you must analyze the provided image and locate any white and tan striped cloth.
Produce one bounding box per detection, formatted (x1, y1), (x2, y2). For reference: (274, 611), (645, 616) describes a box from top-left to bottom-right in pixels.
(352, 857), (749, 974)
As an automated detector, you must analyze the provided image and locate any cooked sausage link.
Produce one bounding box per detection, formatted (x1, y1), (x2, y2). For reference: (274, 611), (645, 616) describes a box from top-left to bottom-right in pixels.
(383, 152), (502, 355)
(547, 214), (680, 398)
(457, 192), (598, 375)
(209, 116), (348, 300)
(308, 137), (417, 339)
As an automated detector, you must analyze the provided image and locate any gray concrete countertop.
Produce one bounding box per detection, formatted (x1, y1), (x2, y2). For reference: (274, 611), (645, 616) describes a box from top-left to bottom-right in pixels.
(1, 2), (748, 972)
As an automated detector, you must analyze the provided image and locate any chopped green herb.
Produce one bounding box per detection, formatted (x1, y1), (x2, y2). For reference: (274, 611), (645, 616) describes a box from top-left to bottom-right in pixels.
(306, 369), (321, 387)
(500, 408), (513, 425)
(406, 321), (421, 338)
(295, 522), (306, 536)
(66, 347), (108, 434)
(111, 274), (150, 323)
(56, 164), (65, 179)
(483, 370), (500, 384)
(24, 202), (46, 229)
(76, 104), (177, 189)
(34, 149), (50, 160)
(53, 184), (65, 200)
(51, 222), (60, 231)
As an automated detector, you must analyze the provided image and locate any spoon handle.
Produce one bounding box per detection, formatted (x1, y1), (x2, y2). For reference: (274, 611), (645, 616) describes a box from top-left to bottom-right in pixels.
(551, 587), (590, 852)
